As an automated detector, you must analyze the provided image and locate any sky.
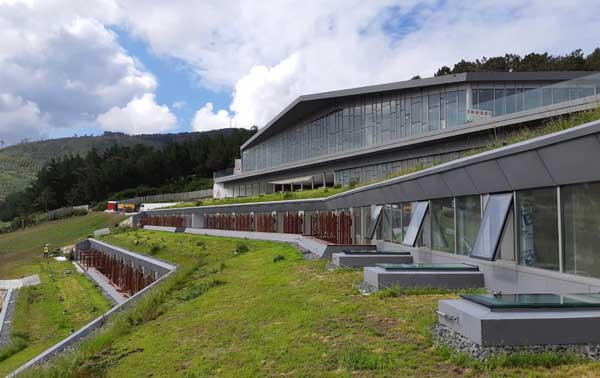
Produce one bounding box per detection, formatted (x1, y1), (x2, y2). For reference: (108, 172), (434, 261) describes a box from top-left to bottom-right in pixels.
(1, 0), (600, 147)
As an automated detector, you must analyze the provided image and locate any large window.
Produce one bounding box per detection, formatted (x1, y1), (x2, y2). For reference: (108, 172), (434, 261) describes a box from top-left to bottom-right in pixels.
(428, 94), (440, 131)
(456, 196), (481, 256)
(403, 201), (429, 246)
(431, 198), (455, 253)
(390, 204), (403, 243)
(516, 188), (559, 271)
(562, 183), (600, 279)
(470, 193), (513, 261)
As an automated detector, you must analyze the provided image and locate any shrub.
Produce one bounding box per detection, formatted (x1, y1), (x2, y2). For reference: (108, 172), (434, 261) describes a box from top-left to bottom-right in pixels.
(273, 254), (286, 263)
(149, 243), (163, 256)
(235, 243), (249, 254)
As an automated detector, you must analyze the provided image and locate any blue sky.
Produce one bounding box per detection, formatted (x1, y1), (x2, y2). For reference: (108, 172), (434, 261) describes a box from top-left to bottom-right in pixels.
(114, 29), (231, 133)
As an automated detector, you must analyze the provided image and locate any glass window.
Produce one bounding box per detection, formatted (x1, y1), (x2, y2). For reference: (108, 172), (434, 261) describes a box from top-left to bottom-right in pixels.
(578, 87), (595, 98)
(494, 89), (505, 116)
(524, 88), (541, 110)
(562, 183), (600, 279)
(471, 89), (479, 108)
(542, 88), (552, 106)
(515, 88), (524, 112)
(516, 188), (559, 271)
(552, 87), (570, 104)
(390, 204), (403, 243)
(445, 91), (458, 128)
(366, 205), (383, 239)
(478, 89), (494, 113)
(456, 196), (481, 256)
(411, 97), (421, 135)
(470, 193), (513, 261)
(431, 198), (455, 253)
(403, 201), (429, 246)
(401, 202), (412, 237)
(428, 94), (440, 131)
(505, 88), (516, 114)
(458, 90), (467, 124)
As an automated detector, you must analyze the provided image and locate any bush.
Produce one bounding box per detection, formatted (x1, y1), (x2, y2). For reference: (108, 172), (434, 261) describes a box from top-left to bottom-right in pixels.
(273, 254), (286, 263)
(149, 243), (163, 256)
(235, 243), (249, 254)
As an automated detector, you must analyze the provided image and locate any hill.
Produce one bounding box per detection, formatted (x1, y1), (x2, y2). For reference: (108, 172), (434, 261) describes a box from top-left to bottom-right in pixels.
(0, 129), (243, 200)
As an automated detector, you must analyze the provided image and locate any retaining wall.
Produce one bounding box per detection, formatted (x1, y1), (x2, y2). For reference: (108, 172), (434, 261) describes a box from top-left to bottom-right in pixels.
(7, 241), (177, 377)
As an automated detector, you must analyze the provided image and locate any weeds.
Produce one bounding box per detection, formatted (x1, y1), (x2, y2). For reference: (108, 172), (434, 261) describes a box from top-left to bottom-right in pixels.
(337, 344), (387, 370)
(235, 243), (249, 254)
(272, 254), (286, 263)
(178, 279), (226, 301)
(374, 286), (486, 298)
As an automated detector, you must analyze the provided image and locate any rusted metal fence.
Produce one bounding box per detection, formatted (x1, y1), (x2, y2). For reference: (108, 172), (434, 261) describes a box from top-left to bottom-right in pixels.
(255, 213), (276, 232)
(309, 211), (352, 244)
(234, 213), (253, 231)
(283, 213), (304, 234)
(79, 250), (156, 296)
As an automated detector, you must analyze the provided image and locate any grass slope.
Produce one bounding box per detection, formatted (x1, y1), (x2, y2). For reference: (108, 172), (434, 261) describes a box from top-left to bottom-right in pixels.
(0, 213), (120, 376)
(26, 230), (600, 377)
(0, 212), (125, 279)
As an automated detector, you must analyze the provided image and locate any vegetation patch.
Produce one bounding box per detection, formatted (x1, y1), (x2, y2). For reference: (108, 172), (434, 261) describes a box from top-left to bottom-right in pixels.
(17, 230), (600, 378)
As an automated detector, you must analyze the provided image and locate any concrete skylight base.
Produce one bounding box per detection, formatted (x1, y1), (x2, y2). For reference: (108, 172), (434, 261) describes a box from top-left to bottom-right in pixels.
(364, 264), (484, 290)
(332, 252), (413, 268)
(438, 298), (600, 346)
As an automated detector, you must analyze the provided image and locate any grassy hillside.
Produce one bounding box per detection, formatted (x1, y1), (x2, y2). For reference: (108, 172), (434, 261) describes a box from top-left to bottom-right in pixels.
(0, 129), (241, 200)
(0, 213), (120, 376)
(0, 212), (125, 279)
(24, 230), (600, 378)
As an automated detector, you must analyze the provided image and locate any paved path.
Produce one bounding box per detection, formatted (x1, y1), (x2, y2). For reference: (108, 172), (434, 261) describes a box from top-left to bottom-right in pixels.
(0, 274), (41, 290)
(84, 268), (128, 305)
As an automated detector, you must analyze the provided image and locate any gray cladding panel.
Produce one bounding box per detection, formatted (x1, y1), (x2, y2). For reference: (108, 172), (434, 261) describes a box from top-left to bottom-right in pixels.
(538, 135), (600, 185)
(397, 180), (425, 202)
(417, 174), (452, 199)
(497, 151), (556, 189)
(440, 168), (479, 197)
(466, 160), (512, 193)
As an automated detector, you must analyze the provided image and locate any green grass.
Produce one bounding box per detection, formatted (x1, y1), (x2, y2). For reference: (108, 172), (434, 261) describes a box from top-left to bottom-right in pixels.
(0, 212), (122, 375)
(22, 230), (600, 378)
(0, 259), (112, 376)
(0, 212), (125, 279)
(170, 186), (349, 208)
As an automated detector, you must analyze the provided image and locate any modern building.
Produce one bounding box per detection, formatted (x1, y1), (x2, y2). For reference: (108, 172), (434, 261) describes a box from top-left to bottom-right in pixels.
(138, 71), (600, 295)
(213, 71), (599, 198)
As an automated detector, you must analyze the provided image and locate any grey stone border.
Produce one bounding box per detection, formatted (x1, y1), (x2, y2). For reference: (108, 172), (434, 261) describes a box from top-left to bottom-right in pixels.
(6, 242), (177, 377)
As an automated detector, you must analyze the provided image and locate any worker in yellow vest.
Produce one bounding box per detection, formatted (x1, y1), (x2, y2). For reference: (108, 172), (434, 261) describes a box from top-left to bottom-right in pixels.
(43, 244), (50, 258)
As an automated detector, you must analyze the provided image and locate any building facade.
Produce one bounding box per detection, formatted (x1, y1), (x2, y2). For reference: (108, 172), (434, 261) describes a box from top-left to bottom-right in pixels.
(214, 72), (600, 198)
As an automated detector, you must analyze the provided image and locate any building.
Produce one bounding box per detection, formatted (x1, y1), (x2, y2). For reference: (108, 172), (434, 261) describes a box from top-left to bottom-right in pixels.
(138, 71), (600, 294)
(213, 71), (600, 198)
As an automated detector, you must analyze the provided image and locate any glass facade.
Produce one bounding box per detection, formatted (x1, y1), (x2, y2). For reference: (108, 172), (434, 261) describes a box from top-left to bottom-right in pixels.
(516, 188), (559, 271)
(470, 193), (513, 260)
(562, 183), (600, 278)
(455, 196), (481, 256)
(390, 204), (403, 243)
(431, 198), (455, 253)
(243, 86), (468, 172)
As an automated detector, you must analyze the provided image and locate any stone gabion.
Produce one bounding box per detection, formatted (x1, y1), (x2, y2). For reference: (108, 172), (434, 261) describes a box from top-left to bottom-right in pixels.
(432, 323), (600, 360)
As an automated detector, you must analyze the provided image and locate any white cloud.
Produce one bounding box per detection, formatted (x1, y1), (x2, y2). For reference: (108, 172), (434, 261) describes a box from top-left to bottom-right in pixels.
(191, 102), (233, 132)
(0, 0), (155, 145)
(129, 0), (600, 131)
(172, 100), (186, 110)
(0, 93), (50, 146)
(97, 93), (176, 134)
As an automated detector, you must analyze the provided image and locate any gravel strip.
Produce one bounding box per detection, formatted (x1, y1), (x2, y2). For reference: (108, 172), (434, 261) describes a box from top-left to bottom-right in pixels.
(432, 323), (600, 360)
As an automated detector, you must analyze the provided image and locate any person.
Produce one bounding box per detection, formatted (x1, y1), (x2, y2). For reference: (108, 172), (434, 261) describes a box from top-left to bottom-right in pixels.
(43, 243), (50, 258)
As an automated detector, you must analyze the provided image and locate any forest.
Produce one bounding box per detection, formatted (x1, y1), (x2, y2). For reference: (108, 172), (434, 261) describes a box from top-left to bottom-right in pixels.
(0, 129), (253, 221)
